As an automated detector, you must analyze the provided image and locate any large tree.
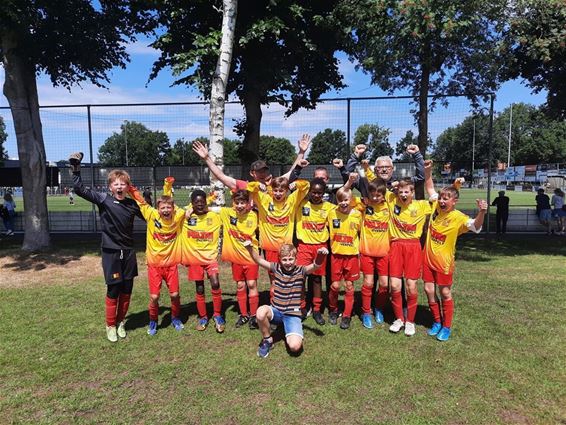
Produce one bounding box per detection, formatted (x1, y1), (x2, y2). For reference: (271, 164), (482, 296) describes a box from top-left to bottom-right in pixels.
(396, 130), (418, 161)
(165, 137), (241, 165)
(258, 135), (294, 165)
(337, 0), (506, 155)
(353, 123), (392, 161)
(504, 0), (566, 119)
(98, 121), (171, 167)
(0, 0), (152, 250)
(149, 1), (344, 173)
(307, 129), (349, 165)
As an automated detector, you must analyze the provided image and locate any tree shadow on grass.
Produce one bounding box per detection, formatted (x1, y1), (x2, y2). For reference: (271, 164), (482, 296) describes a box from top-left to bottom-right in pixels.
(1, 251), (84, 272)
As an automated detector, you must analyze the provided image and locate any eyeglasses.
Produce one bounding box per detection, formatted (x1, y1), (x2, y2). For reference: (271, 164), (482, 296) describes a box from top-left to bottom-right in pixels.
(376, 166), (393, 170)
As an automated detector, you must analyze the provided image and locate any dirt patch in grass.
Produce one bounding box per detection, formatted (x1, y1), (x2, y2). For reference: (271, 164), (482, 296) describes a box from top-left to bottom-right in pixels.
(0, 251), (102, 289)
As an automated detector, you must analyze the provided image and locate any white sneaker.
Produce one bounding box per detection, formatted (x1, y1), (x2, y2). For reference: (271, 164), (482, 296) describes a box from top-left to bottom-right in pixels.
(106, 326), (118, 343)
(117, 321), (127, 338)
(404, 321), (416, 336)
(389, 319), (405, 333)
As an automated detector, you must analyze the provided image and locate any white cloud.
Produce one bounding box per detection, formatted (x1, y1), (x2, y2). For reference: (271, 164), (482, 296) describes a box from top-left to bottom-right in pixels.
(125, 40), (159, 57)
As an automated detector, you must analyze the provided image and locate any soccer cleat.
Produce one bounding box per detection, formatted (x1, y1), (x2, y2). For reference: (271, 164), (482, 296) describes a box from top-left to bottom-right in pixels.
(427, 322), (442, 337)
(389, 319), (405, 333)
(312, 311), (326, 326)
(436, 326), (452, 342)
(328, 311), (339, 325)
(213, 315), (226, 333)
(404, 321), (416, 336)
(248, 316), (259, 330)
(147, 320), (158, 336)
(374, 308), (384, 324)
(340, 316), (351, 330)
(235, 315), (250, 328)
(257, 338), (273, 358)
(361, 313), (374, 329)
(117, 321), (127, 338)
(196, 317), (208, 331)
(171, 317), (184, 331)
(106, 326), (118, 343)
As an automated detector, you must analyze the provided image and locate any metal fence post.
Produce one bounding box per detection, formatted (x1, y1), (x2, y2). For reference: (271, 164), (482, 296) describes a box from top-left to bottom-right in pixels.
(486, 94), (495, 234)
(347, 98), (351, 152)
(87, 105), (97, 232)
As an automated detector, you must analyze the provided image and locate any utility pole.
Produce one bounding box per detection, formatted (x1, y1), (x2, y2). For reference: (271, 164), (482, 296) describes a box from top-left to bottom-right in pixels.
(472, 118), (476, 187)
(506, 104), (513, 185)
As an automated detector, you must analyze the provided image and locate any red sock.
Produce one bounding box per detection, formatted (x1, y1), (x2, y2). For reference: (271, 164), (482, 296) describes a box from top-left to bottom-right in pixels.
(116, 293), (131, 323)
(375, 286), (388, 310)
(313, 296), (323, 312)
(236, 288), (248, 316)
(148, 300), (159, 321)
(428, 301), (441, 323)
(361, 285), (373, 315)
(328, 287), (339, 312)
(391, 290), (404, 321)
(195, 293), (207, 318)
(406, 293), (418, 323)
(170, 296), (181, 319)
(249, 294), (259, 316)
(442, 299), (454, 328)
(343, 288), (354, 318)
(105, 296), (118, 327)
(211, 288), (222, 317)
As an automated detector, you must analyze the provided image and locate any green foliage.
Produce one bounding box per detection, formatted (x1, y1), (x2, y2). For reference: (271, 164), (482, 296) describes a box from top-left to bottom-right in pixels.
(0, 115), (7, 163)
(396, 130), (418, 161)
(353, 123), (392, 161)
(98, 121), (171, 167)
(258, 135), (294, 165)
(165, 137), (241, 165)
(504, 0), (566, 118)
(307, 129), (348, 165)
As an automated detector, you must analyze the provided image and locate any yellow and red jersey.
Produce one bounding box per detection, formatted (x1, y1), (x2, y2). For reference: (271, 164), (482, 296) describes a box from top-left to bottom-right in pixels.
(180, 210), (222, 266)
(327, 207), (362, 256)
(130, 187), (184, 267)
(355, 197), (391, 258)
(220, 207), (259, 265)
(424, 202), (471, 274)
(388, 194), (432, 240)
(247, 180), (309, 252)
(295, 200), (333, 244)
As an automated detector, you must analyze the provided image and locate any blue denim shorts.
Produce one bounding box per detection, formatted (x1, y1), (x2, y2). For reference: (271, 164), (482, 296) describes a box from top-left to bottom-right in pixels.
(269, 306), (303, 339)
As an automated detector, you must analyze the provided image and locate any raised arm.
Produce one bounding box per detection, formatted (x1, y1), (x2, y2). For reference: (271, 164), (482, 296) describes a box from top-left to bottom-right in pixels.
(192, 140), (237, 190)
(243, 240), (272, 270)
(424, 159), (437, 199)
(69, 152), (106, 205)
(407, 144), (425, 184)
(304, 247), (329, 274)
(471, 199), (488, 232)
(343, 172), (359, 191)
(282, 134), (311, 182)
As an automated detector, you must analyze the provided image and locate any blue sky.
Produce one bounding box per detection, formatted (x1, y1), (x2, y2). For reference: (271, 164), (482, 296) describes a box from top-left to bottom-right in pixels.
(0, 38), (547, 162)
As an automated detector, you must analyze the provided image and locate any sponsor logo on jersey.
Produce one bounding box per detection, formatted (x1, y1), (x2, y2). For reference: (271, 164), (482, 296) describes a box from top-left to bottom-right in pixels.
(266, 215), (289, 226)
(332, 218), (341, 228)
(302, 207), (310, 216)
(302, 221), (326, 232)
(429, 226), (447, 244)
(333, 234), (354, 245)
(187, 229), (213, 241)
(230, 216), (238, 226)
(153, 219), (162, 229)
(393, 217), (417, 232)
(364, 219), (388, 231)
(187, 217), (197, 226)
(153, 231), (177, 243)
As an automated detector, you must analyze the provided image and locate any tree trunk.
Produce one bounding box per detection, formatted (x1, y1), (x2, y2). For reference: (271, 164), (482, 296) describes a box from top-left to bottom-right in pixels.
(416, 43), (431, 200)
(240, 89), (262, 179)
(209, 0), (238, 204)
(2, 32), (51, 250)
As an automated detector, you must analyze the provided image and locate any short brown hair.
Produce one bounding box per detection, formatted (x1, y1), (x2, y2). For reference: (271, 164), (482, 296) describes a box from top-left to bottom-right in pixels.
(107, 170), (131, 186)
(156, 195), (174, 207)
(279, 243), (297, 258)
(336, 187), (352, 202)
(440, 186), (459, 200)
(271, 176), (289, 191)
(232, 190), (249, 203)
(397, 178), (414, 191)
(368, 179), (387, 196)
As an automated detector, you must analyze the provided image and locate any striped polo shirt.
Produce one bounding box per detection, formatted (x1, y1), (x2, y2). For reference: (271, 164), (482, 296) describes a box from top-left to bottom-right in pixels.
(270, 263), (306, 317)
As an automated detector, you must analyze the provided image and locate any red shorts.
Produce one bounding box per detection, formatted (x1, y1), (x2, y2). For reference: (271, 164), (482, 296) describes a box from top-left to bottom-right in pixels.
(422, 261), (453, 286)
(360, 254), (389, 276)
(187, 262), (219, 281)
(297, 242), (327, 276)
(231, 263), (259, 281)
(389, 239), (422, 280)
(264, 250), (279, 275)
(331, 254), (360, 282)
(148, 265), (179, 295)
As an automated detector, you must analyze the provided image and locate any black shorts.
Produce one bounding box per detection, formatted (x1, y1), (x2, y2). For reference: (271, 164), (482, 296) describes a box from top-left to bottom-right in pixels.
(101, 248), (138, 285)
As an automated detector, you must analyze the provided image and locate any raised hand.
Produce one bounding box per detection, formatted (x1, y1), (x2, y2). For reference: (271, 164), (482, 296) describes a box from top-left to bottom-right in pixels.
(361, 159), (370, 169)
(332, 158), (343, 169)
(192, 140), (209, 160)
(424, 159), (433, 170)
(354, 144), (367, 157)
(298, 159), (309, 168)
(69, 152), (84, 172)
(476, 199), (488, 211)
(406, 144), (419, 155)
(348, 172), (359, 184)
(298, 134), (311, 153)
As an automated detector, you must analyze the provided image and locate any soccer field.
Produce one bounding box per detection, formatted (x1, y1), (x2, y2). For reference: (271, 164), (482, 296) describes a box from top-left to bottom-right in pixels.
(1, 234), (564, 424)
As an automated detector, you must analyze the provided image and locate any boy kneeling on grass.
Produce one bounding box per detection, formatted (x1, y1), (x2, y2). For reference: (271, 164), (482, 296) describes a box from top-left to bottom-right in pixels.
(243, 240), (328, 358)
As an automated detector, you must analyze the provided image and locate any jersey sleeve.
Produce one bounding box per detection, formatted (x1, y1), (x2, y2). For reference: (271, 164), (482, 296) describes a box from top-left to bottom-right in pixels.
(163, 177), (174, 197)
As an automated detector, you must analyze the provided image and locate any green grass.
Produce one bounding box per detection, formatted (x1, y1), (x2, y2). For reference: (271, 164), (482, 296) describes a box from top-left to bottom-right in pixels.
(1, 235), (565, 424)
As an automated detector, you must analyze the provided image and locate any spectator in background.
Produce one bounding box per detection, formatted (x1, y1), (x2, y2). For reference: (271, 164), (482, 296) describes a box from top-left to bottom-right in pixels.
(535, 188), (552, 234)
(491, 190), (510, 234)
(551, 188), (566, 235)
(2, 192), (16, 236)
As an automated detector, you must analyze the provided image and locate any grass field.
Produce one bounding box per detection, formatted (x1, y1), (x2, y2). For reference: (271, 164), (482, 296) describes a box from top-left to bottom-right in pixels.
(1, 235), (564, 424)
(12, 187), (539, 213)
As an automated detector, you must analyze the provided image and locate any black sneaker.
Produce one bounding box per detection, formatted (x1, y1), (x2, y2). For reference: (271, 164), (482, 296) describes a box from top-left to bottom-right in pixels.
(328, 311), (339, 325)
(312, 311), (325, 326)
(235, 315), (250, 328)
(340, 316), (351, 330)
(248, 316), (259, 330)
